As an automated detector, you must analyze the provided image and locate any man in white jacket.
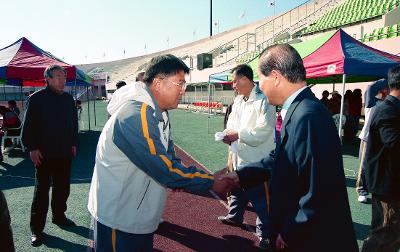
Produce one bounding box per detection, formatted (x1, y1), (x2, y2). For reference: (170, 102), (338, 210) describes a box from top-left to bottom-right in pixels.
(356, 79), (388, 203)
(217, 64), (276, 250)
(88, 54), (230, 251)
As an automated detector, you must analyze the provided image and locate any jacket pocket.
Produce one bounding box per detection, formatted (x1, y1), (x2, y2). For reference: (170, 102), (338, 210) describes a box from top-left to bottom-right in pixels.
(137, 180), (151, 210)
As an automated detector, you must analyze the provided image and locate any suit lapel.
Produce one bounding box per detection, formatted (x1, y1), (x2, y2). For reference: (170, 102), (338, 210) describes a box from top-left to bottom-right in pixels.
(280, 88), (313, 142)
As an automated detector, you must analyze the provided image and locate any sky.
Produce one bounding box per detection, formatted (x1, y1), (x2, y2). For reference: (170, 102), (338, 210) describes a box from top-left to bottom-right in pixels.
(2, 0), (307, 65)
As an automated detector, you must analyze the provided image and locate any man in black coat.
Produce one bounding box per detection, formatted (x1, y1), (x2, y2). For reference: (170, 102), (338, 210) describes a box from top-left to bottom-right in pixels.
(221, 44), (358, 252)
(22, 65), (78, 247)
(362, 65), (400, 252)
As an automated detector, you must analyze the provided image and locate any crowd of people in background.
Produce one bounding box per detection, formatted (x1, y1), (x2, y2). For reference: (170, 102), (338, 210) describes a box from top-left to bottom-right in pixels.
(0, 100), (22, 162)
(320, 88), (363, 142)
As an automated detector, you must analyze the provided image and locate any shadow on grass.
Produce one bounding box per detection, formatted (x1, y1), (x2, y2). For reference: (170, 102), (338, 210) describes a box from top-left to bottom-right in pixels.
(42, 232), (88, 252)
(353, 221), (370, 241)
(346, 177), (357, 188)
(70, 130), (101, 182)
(156, 221), (259, 251)
(0, 155), (35, 190)
(0, 130), (101, 191)
(341, 139), (360, 158)
(57, 224), (90, 239)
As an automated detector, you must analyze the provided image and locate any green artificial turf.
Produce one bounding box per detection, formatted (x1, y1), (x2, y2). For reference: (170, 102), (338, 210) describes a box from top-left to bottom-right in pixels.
(0, 105), (371, 250)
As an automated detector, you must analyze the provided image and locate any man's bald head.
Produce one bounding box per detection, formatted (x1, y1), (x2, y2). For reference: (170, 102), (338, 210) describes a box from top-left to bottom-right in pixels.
(259, 44), (306, 84)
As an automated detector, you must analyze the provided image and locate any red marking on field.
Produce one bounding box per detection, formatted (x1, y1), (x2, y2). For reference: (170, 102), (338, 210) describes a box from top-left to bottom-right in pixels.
(153, 145), (262, 251)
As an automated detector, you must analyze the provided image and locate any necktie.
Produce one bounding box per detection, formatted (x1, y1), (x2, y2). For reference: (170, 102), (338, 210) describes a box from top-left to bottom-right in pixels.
(275, 111), (282, 147)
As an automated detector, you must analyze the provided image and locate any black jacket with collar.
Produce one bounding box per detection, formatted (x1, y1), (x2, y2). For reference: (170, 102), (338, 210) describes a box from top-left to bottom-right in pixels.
(365, 95), (400, 200)
(22, 87), (78, 159)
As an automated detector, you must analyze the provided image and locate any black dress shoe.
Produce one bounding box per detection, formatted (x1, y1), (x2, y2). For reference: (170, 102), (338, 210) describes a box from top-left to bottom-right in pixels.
(217, 216), (242, 226)
(52, 217), (76, 227)
(259, 237), (273, 251)
(31, 233), (43, 247)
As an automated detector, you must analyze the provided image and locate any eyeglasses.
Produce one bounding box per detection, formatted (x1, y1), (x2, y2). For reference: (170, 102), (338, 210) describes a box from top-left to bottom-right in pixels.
(161, 78), (187, 91)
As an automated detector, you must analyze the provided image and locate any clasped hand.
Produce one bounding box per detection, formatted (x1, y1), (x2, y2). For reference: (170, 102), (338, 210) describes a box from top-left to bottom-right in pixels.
(212, 167), (240, 196)
(222, 129), (239, 144)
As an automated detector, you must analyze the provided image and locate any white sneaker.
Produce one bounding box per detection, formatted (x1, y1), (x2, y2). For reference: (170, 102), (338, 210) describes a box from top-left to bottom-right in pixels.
(358, 195), (368, 203)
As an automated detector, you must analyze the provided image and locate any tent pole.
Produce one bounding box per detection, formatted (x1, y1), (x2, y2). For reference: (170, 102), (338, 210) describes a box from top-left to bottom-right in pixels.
(93, 85), (97, 126)
(194, 86), (197, 103)
(3, 85), (7, 102)
(87, 86), (91, 131)
(74, 78), (77, 100)
(207, 77), (211, 133)
(20, 85), (23, 110)
(338, 74), (346, 142)
(208, 82), (212, 116)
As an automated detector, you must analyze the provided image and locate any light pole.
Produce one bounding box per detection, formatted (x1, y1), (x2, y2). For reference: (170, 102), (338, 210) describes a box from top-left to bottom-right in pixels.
(210, 0), (213, 37)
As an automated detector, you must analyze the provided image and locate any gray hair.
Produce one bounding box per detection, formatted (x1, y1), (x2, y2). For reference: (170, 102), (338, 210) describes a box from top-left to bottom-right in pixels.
(44, 65), (66, 81)
(259, 44), (306, 84)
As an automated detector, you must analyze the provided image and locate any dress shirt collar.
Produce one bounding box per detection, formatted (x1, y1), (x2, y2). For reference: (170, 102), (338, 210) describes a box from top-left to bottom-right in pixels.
(281, 86), (307, 121)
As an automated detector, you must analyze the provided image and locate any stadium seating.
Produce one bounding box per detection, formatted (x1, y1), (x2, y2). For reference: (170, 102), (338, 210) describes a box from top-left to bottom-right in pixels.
(303, 0), (400, 35)
(361, 23), (400, 42)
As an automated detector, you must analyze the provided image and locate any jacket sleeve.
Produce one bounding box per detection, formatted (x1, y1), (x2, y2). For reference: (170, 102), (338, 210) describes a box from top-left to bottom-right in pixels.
(112, 101), (214, 192)
(238, 99), (276, 147)
(72, 98), (79, 147)
(225, 99), (238, 130)
(21, 96), (40, 151)
(279, 112), (344, 247)
(236, 150), (275, 188)
(378, 112), (400, 150)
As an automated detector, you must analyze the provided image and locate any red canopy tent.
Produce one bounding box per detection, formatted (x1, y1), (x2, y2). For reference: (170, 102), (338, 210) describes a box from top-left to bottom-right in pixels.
(0, 37), (92, 87)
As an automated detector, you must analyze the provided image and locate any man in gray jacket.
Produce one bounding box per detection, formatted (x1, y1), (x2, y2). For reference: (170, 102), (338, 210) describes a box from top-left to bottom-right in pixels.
(88, 54), (231, 251)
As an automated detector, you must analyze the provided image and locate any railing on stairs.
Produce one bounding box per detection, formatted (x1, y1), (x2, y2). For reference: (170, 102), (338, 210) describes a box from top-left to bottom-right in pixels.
(208, 0), (341, 67)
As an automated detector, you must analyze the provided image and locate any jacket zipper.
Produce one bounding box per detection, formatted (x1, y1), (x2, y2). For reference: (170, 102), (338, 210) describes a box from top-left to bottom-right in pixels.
(137, 180), (151, 210)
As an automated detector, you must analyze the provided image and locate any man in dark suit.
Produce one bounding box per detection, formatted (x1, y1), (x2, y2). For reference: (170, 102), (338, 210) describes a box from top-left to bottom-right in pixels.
(221, 44), (358, 252)
(362, 65), (400, 252)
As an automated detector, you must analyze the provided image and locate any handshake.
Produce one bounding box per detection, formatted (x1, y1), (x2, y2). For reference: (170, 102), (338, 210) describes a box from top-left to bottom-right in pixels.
(211, 168), (241, 196)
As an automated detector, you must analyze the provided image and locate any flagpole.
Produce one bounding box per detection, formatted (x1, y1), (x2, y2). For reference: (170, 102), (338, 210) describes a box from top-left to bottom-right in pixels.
(210, 0), (213, 37)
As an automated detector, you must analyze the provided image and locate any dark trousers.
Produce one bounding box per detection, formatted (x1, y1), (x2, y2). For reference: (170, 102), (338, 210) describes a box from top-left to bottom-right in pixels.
(93, 220), (153, 252)
(30, 158), (72, 235)
(356, 140), (368, 196)
(226, 183), (269, 238)
(362, 195), (400, 252)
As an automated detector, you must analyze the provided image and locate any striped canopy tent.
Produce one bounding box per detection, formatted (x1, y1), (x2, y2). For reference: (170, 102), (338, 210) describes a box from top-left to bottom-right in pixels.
(0, 37), (92, 87)
(0, 37), (96, 130)
(217, 29), (400, 138)
(245, 29), (400, 83)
